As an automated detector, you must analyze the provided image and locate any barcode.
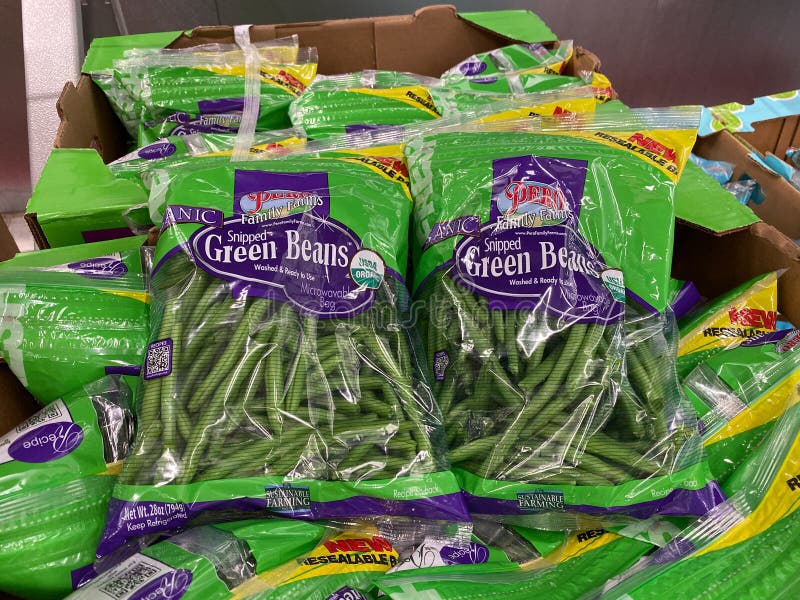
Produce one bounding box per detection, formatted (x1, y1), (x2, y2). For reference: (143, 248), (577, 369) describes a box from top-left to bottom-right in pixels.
(98, 561), (161, 599)
(16, 402), (62, 433)
(144, 339), (172, 380)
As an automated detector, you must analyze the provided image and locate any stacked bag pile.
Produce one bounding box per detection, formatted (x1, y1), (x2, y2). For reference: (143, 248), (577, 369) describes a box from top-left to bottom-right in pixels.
(1, 24), (798, 600)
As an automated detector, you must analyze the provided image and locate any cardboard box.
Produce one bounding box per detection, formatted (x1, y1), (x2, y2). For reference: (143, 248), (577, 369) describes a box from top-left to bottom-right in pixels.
(681, 126), (800, 326)
(694, 130), (800, 241)
(672, 220), (800, 326)
(25, 5), (600, 248)
(25, 149), (148, 248)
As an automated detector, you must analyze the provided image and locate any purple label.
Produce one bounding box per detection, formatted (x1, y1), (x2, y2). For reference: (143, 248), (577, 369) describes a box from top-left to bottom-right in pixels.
(197, 97), (245, 114)
(670, 280), (702, 319)
(424, 215), (480, 250)
(489, 155), (585, 225)
(458, 57), (487, 76)
(233, 170), (330, 217)
(439, 542), (489, 565)
(163, 205), (224, 230)
(144, 339), (173, 380)
(138, 141), (177, 160)
(81, 228), (137, 244)
(8, 421), (83, 463)
(327, 587), (368, 600)
(129, 569), (192, 600)
(71, 563), (98, 590)
(470, 76), (499, 85)
(67, 257), (128, 280)
(185, 170), (382, 318)
(98, 493), (470, 559)
(777, 329), (800, 353)
(741, 328), (794, 348)
(451, 155), (623, 324)
(152, 110), (241, 136)
(525, 42), (550, 58)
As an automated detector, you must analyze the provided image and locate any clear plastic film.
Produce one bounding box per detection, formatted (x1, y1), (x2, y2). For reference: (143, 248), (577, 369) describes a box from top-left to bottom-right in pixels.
(598, 378), (800, 600)
(685, 328), (800, 492)
(113, 129), (306, 174)
(442, 41), (574, 80)
(0, 476), (116, 600)
(69, 518), (327, 599)
(288, 70), (447, 139)
(0, 237), (150, 404)
(112, 35), (317, 146)
(0, 376), (135, 600)
(371, 522), (657, 599)
(676, 271), (780, 379)
(97, 150), (469, 559)
(256, 87), (597, 165)
(404, 108), (721, 519)
(234, 518), (471, 600)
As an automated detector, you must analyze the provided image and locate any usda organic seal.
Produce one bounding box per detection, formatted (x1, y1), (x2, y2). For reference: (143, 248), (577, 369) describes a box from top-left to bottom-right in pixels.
(350, 249), (385, 289)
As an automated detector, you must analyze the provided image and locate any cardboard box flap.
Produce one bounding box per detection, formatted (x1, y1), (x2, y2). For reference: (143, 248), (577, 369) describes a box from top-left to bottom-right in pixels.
(675, 160), (760, 234)
(740, 115), (800, 159)
(166, 5), (527, 77)
(56, 75), (129, 161)
(27, 148), (147, 218)
(82, 30), (184, 74)
(698, 90), (800, 137)
(672, 221), (800, 325)
(694, 130), (800, 240)
(459, 9), (557, 43)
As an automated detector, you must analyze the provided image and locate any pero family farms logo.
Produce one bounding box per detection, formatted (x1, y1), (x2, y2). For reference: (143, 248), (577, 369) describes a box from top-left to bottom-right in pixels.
(238, 189), (324, 218)
(498, 180), (571, 226)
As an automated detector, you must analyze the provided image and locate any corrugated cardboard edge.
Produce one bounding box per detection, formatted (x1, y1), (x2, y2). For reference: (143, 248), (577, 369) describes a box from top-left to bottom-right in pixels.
(56, 75), (128, 161)
(695, 129), (800, 240)
(23, 212), (48, 250)
(739, 114), (800, 158)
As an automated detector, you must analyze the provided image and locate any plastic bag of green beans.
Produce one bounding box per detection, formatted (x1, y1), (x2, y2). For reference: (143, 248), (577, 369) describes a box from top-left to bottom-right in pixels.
(372, 523), (656, 599)
(288, 71), (451, 139)
(0, 376), (134, 600)
(599, 381), (800, 600)
(69, 518), (326, 599)
(686, 328), (800, 493)
(113, 36), (317, 146)
(110, 129), (306, 194)
(442, 41), (574, 81)
(0, 236), (150, 404)
(97, 151), (469, 558)
(405, 108), (722, 519)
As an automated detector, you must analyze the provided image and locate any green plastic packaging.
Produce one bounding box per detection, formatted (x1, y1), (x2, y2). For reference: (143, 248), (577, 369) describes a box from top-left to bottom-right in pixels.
(0, 377), (134, 600)
(113, 38), (317, 146)
(288, 71), (450, 139)
(97, 151), (468, 558)
(372, 525), (654, 599)
(676, 272), (779, 379)
(406, 109), (721, 518)
(0, 236), (150, 404)
(600, 382), (800, 599)
(441, 41), (574, 81)
(109, 129), (306, 195)
(68, 518), (326, 599)
(686, 328), (800, 492)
